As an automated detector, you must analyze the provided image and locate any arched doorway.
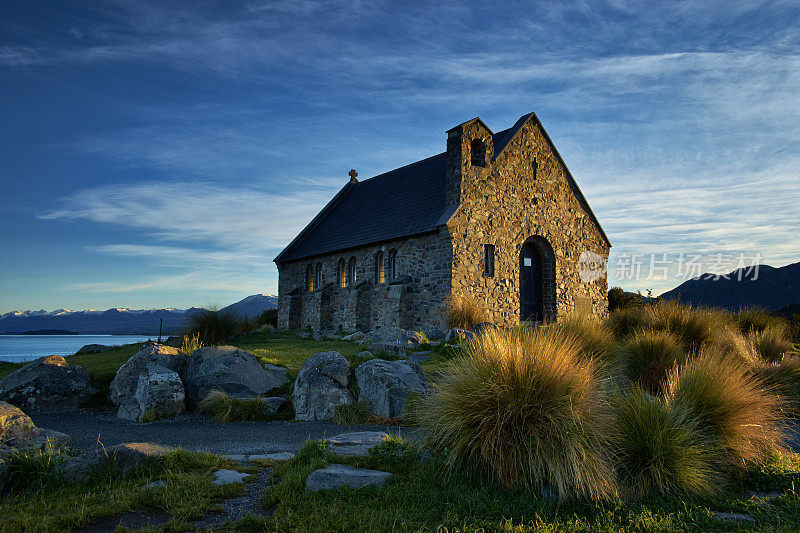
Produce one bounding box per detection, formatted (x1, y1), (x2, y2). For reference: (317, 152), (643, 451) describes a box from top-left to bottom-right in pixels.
(520, 237), (556, 323)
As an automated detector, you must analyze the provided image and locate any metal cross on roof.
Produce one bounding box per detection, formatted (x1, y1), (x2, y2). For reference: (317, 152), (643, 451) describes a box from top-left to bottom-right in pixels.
(348, 169), (358, 183)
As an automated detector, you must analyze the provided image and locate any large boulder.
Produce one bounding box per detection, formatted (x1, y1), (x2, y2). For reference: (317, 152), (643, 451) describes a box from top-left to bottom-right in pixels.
(355, 359), (427, 419)
(305, 464), (391, 491)
(359, 327), (425, 350)
(292, 351), (354, 421)
(0, 401), (39, 446)
(124, 364), (185, 421)
(109, 343), (186, 418)
(75, 344), (110, 355)
(0, 355), (94, 410)
(444, 328), (474, 344)
(0, 402), (69, 456)
(183, 346), (288, 407)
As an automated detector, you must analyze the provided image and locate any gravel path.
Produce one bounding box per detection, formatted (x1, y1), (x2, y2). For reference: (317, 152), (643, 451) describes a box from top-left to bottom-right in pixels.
(30, 410), (414, 455)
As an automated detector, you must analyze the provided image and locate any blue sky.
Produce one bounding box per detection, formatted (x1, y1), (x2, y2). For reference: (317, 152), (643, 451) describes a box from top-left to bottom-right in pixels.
(1, 0), (799, 313)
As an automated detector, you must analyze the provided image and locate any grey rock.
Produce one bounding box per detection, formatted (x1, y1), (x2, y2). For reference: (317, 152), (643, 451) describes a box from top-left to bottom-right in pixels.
(305, 464), (391, 491)
(358, 327), (425, 349)
(110, 344), (186, 415)
(164, 336), (183, 348)
(250, 451), (294, 461)
(184, 346), (288, 407)
(370, 344), (407, 357)
(292, 351), (354, 421)
(327, 431), (390, 457)
(355, 359), (427, 419)
(407, 353), (430, 363)
(354, 351), (374, 359)
(0, 401), (40, 446)
(342, 332), (366, 342)
(61, 442), (172, 482)
(223, 454), (248, 462)
(142, 479), (167, 489)
(75, 344), (110, 354)
(444, 328), (474, 344)
(711, 512), (756, 525)
(260, 396), (291, 416)
(472, 322), (496, 336)
(133, 364), (185, 421)
(21, 428), (70, 451)
(213, 469), (249, 485)
(0, 355), (94, 410)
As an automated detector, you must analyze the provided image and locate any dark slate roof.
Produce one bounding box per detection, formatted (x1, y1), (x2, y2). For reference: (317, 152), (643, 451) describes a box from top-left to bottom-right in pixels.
(275, 113), (609, 264)
(274, 153), (448, 263)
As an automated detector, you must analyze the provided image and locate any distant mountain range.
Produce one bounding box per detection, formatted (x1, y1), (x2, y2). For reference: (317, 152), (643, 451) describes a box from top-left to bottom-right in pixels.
(659, 261), (800, 312)
(0, 294), (278, 335)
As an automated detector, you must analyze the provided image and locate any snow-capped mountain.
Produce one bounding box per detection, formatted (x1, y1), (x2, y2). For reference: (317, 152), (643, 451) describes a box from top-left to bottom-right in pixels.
(0, 294), (278, 334)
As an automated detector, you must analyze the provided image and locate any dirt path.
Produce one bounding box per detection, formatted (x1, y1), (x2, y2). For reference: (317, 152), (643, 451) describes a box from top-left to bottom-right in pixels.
(30, 410), (413, 455)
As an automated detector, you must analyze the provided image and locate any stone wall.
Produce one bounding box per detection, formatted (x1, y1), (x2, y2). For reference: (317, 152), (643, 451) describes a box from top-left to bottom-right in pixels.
(445, 116), (610, 326)
(276, 232), (451, 336)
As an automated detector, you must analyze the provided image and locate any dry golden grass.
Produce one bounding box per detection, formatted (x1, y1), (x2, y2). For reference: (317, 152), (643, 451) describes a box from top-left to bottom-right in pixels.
(548, 313), (617, 363)
(616, 329), (686, 395)
(748, 325), (794, 363)
(667, 350), (786, 469)
(416, 326), (616, 500)
(641, 301), (729, 352)
(445, 293), (487, 330)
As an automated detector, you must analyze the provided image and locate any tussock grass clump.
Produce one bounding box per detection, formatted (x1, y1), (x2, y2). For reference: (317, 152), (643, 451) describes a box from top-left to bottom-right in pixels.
(549, 313), (617, 363)
(755, 355), (800, 415)
(198, 390), (282, 422)
(181, 333), (204, 354)
(186, 308), (243, 345)
(333, 401), (372, 425)
(616, 329), (686, 395)
(446, 294), (487, 330)
(642, 302), (728, 352)
(0, 440), (66, 494)
(605, 307), (649, 338)
(735, 308), (788, 335)
(667, 350), (786, 468)
(417, 327), (616, 500)
(612, 389), (717, 499)
(748, 325), (794, 363)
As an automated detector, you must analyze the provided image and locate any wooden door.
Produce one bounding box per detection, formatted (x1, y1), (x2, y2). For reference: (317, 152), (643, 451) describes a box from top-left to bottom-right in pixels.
(520, 242), (544, 322)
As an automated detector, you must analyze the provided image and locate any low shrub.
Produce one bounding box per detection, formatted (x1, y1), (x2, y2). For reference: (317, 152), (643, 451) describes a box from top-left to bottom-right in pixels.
(608, 286), (644, 311)
(667, 350), (785, 469)
(612, 389), (718, 499)
(258, 308), (278, 327)
(446, 294), (487, 330)
(748, 325), (794, 363)
(416, 327), (616, 500)
(197, 390), (281, 422)
(186, 308), (244, 345)
(0, 440), (66, 494)
(616, 329), (686, 395)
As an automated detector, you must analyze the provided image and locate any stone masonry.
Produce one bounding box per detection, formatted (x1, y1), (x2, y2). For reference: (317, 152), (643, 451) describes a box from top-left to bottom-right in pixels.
(275, 112), (610, 335)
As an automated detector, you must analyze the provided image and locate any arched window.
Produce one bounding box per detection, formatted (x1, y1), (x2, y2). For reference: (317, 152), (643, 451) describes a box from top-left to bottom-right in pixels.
(314, 263), (322, 290)
(306, 264), (314, 292)
(347, 257), (356, 286)
(337, 258), (346, 288)
(532, 158), (538, 179)
(375, 251), (385, 284)
(388, 249), (397, 281)
(471, 138), (486, 167)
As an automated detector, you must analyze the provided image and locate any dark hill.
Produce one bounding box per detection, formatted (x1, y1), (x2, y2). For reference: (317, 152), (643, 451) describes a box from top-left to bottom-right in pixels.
(659, 261), (800, 311)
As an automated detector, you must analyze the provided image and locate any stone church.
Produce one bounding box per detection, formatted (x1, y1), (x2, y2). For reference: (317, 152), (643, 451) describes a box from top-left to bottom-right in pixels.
(274, 112), (611, 336)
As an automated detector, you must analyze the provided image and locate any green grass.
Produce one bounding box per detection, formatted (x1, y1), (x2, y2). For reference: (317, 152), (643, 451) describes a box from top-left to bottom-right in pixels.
(253, 437), (800, 532)
(0, 448), (252, 531)
(197, 390), (292, 422)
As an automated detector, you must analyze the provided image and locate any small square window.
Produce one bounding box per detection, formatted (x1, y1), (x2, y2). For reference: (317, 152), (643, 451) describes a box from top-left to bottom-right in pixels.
(484, 244), (495, 277)
(523, 257), (532, 267)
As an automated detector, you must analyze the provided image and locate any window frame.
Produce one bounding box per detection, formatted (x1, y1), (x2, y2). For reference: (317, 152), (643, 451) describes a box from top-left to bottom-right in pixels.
(484, 244), (495, 277)
(306, 264), (314, 292)
(388, 249), (397, 282)
(347, 257), (357, 286)
(314, 262), (322, 290)
(337, 258), (346, 288)
(375, 251), (385, 284)
(471, 138), (486, 167)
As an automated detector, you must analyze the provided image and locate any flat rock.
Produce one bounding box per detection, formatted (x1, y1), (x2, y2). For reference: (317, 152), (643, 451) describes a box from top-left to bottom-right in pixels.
(711, 512), (756, 525)
(306, 464), (391, 491)
(327, 431), (390, 457)
(213, 469), (249, 485)
(0, 355), (94, 410)
(250, 451), (295, 461)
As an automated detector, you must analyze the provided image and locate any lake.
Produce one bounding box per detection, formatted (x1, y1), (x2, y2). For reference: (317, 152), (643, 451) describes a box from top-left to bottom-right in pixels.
(0, 335), (157, 363)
